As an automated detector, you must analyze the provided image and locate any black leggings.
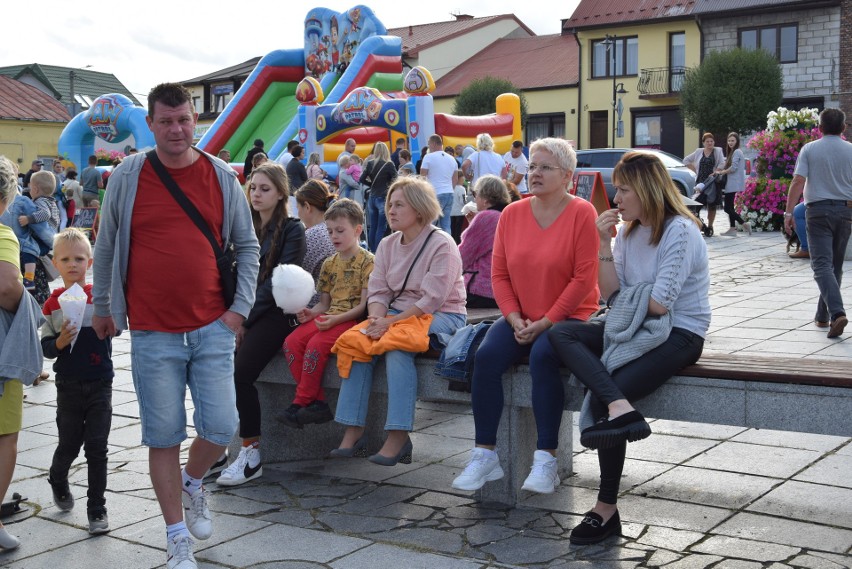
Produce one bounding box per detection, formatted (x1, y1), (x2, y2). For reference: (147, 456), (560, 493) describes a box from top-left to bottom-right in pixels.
(234, 309), (298, 438)
(723, 192), (745, 227)
(548, 320), (704, 504)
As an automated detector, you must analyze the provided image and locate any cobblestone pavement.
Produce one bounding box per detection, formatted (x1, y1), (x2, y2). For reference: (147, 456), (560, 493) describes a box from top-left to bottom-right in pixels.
(2, 219), (851, 568)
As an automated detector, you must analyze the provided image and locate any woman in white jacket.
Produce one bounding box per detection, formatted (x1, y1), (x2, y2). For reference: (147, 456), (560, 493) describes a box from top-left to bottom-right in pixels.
(684, 133), (724, 235)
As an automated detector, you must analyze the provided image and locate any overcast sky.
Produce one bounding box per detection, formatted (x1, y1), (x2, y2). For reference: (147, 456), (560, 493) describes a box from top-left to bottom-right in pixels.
(5, 1), (581, 101)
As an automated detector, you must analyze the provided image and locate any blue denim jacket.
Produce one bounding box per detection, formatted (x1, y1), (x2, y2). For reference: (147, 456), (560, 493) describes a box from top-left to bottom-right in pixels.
(0, 286), (46, 396)
(0, 195), (55, 257)
(434, 320), (494, 381)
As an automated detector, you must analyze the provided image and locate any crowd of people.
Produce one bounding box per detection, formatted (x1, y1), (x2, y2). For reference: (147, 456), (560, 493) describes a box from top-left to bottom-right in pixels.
(2, 79), (849, 569)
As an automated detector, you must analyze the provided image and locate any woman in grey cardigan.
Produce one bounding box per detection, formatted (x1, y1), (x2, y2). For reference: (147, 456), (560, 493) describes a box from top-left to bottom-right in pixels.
(684, 133), (724, 234)
(716, 132), (751, 236)
(548, 152), (710, 546)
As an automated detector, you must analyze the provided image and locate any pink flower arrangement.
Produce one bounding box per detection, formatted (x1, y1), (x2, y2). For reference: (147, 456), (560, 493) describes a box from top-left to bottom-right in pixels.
(94, 149), (127, 164)
(738, 107), (827, 231)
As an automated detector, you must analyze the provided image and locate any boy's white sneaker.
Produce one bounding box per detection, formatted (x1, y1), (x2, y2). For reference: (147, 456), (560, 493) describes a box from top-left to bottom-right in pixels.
(451, 447), (504, 491)
(521, 450), (560, 494)
(216, 445), (262, 487)
(182, 488), (212, 540)
(166, 534), (197, 569)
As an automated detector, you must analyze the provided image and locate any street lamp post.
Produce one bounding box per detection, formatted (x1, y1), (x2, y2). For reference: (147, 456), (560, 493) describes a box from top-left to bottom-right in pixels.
(602, 35), (629, 148)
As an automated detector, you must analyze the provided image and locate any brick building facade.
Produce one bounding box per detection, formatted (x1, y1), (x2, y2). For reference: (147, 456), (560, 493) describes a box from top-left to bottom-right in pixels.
(700, 5), (840, 109)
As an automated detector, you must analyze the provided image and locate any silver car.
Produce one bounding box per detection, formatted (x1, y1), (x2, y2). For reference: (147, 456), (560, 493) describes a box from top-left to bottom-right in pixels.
(575, 148), (696, 202)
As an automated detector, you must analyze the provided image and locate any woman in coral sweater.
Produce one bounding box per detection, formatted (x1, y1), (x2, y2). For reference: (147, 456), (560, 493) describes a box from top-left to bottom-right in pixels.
(452, 137), (600, 495)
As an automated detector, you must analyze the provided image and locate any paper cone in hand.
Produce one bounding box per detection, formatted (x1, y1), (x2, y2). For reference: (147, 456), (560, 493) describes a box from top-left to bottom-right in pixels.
(58, 283), (87, 352)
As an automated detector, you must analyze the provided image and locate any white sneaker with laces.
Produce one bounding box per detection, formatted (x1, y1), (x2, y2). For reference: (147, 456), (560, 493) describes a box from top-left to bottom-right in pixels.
(216, 445), (263, 487)
(521, 450), (560, 494)
(451, 447), (504, 491)
(166, 534), (196, 569)
(182, 488), (212, 540)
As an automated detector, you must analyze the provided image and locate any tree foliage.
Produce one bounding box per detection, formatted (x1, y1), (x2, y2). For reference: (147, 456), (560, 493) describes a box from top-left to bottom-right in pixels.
(451, 76), (529, 127)
(680, 48), (783, 135)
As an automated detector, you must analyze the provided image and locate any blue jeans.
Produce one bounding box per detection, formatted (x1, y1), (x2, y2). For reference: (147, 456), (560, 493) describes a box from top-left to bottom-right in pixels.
(335, 311), (466, 431)
(806, 201), (851, 322)
(794, 202), (808, 251)
(367, 195), (387, 252)
(130, 318), (238, 447)
(434, 192), (454, 234)
(471, 317), (566, 449)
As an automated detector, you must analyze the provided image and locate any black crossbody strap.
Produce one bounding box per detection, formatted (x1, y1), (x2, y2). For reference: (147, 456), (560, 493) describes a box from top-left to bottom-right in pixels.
(146, 150), (225, 257)
(389, 228), (437, 309)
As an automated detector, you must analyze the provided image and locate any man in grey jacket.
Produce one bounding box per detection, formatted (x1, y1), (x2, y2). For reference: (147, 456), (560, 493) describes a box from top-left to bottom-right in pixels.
(92, 83), (259, 569)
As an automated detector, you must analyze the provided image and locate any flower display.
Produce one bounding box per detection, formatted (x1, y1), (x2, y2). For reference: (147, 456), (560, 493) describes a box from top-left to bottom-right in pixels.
(94, 149), (126, 165)
(736, 107), (823, 231)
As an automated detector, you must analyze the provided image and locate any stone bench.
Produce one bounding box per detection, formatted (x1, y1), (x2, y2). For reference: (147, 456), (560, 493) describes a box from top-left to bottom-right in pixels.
(248, 327), (852, 506)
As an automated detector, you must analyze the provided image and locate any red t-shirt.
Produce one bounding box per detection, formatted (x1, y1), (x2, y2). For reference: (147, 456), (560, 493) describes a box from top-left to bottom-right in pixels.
(126, 157), (226, 332)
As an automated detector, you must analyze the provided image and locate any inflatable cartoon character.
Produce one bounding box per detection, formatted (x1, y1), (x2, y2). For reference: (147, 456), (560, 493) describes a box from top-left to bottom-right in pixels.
(348, 7), (361, 33)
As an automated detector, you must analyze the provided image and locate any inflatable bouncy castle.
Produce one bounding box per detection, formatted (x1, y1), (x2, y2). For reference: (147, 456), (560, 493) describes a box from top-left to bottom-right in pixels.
(197, 5), (522, 177)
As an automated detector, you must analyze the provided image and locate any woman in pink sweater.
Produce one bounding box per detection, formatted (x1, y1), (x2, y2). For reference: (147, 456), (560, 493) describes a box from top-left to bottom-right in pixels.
(458, 175), (511, 308)
(333, 177), (466, 466)
(452, 137), (601, 495)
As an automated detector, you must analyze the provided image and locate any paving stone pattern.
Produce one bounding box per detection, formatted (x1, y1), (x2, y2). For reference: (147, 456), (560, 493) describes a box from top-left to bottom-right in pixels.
(2, 220), (851, 568)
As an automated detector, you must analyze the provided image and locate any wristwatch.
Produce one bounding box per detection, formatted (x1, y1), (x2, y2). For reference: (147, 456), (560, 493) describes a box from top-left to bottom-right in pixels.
(783, 212), (793, 218)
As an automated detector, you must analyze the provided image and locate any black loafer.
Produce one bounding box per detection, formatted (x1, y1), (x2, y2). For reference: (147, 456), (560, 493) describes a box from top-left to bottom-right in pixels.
(570, 510), (621, 545)
(580, 410), (651, 450)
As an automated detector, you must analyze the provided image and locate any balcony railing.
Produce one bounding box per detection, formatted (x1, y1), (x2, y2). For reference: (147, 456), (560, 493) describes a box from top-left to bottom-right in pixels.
(637, 67), (687, 97)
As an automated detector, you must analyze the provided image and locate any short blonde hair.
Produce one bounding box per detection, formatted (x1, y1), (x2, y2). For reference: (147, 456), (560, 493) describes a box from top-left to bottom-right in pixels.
(53, 227), (93, 258)
(385, 177), (442, 224)
(529, 137), (577, 172)
(30, 170), (56, 195)
(476, 133), (494, 151)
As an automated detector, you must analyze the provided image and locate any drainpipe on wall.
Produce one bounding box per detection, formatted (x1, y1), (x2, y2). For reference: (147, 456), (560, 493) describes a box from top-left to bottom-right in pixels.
(572, 31), (582, 149)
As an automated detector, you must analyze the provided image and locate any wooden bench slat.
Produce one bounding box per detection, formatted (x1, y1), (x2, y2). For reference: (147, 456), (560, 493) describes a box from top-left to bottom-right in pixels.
(680, 353), (852, 388)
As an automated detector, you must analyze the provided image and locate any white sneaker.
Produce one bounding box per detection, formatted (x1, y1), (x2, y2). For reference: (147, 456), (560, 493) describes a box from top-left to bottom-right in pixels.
(521, 450), (560, 494)
(205, 452), (228, 478)
(166, 534), (196, 569)
(182, 488), (212, 540)
(216, 445), (262, 487)
(451, 447), (504, 491)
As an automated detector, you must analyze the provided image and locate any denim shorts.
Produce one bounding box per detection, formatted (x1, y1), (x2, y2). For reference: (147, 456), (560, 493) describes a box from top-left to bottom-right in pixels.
(130, 318), (238, 448)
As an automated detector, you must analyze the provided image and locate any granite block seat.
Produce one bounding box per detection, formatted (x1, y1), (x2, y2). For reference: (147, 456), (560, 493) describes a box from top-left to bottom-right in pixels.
(249, 312), (852, 506)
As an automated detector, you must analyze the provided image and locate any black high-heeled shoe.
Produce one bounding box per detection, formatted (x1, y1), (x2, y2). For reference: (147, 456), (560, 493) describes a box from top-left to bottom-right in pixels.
(368, 437), (413, 466)
(329, 435), (368, 458)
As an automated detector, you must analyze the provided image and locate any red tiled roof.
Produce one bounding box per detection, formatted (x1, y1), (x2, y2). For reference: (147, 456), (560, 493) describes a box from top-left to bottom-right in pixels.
(0, 75), (70, 122)
(433, 34), (579, 98)
(564, 0), (697, 29)
(388, 14), (535, 57)
(691, 0), (835, 14)
(563, 0), (826, 29)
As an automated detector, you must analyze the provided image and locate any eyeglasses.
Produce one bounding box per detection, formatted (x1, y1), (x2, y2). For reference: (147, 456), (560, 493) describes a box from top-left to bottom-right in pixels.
(528, 163), (563, 173)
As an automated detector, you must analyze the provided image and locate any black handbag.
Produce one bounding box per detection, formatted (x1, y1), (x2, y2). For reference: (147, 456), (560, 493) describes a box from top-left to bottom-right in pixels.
(146, 150), (237, 306)
(716, 173), (728, 190)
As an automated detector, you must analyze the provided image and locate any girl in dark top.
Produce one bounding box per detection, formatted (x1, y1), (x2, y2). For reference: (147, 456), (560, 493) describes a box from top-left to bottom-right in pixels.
(360, 141), (397, 252)
(285, 145), (308, 194)
(215, 162), (306, 487)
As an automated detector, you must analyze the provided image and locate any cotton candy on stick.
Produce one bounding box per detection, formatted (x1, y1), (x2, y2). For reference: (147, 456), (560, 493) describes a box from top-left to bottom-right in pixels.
(58, 283), (87, 352)
(271, 264), (316, 314)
